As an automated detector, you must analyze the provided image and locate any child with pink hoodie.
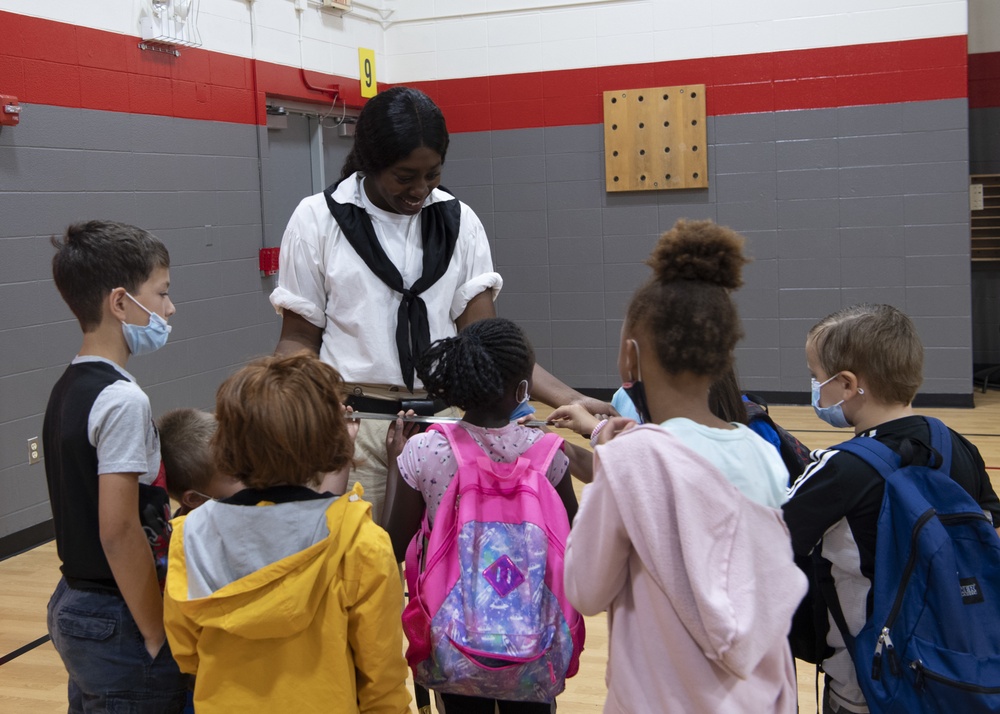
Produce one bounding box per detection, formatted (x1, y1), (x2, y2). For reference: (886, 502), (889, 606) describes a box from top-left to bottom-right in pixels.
(564, 220), (807, 713)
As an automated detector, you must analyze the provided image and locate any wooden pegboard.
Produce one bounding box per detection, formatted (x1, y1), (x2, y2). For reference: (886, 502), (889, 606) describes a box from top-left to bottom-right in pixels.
(603, 85), (707, 192)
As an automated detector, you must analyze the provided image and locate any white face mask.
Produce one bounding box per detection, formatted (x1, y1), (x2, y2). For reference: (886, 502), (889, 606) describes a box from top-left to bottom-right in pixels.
(121, 293), (171, 356)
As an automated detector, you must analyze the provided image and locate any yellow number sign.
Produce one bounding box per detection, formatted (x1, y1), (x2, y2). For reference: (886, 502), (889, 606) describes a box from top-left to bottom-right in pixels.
(358, 48), (377, 98)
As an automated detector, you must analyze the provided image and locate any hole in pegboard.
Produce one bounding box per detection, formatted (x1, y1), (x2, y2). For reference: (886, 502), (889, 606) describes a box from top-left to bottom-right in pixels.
(613, 150), (619, 157)
(664, 146), (670, 153)
(639, 149), (645, 155)
(638, 122), (644, 128)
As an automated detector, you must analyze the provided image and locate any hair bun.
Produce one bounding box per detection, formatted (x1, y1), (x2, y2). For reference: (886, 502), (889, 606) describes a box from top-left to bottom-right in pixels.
(647, 219), (748, 290)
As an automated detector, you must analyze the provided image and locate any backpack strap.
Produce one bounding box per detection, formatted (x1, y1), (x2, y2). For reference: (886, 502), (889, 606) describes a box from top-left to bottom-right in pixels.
(518, 431), (565, 474)
(834, 416), (952, 480)
(427, 422), (481, 472)
(427, 422), (564, 481)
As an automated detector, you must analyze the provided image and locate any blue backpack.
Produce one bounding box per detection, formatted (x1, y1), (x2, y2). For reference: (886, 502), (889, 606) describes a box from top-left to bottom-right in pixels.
(833, 417), (1000, 712)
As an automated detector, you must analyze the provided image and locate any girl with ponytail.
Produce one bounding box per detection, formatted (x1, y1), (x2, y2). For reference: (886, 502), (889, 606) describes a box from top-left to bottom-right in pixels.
(564, 220), (806, 714)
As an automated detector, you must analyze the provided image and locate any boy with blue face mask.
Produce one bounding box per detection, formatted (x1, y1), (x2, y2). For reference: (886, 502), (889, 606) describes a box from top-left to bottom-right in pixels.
(43, 220), (187, 713)
(783, 303), (1000, 714)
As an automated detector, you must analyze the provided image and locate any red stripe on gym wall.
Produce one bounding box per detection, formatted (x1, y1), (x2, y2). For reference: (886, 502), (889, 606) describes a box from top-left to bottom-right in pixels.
(0, 10), (970, 130)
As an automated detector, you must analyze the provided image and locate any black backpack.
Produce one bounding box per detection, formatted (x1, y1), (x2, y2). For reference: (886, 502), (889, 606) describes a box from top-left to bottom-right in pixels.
(743, 393), (812, 485)
(743, 394), (832, 665)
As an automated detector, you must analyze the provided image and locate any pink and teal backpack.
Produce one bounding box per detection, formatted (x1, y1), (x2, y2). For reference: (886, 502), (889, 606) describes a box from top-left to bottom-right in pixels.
(402, 422), (585, 702)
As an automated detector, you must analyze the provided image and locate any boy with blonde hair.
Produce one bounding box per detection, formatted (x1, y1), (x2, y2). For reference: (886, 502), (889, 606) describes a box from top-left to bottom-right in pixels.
(783, 303), (1000, 714)
(157, 408), (241, 516)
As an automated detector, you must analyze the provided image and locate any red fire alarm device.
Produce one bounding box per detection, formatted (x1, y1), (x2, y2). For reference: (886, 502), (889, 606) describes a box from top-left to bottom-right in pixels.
(1, 95), (21, 127)
(259, 247), (280, 277)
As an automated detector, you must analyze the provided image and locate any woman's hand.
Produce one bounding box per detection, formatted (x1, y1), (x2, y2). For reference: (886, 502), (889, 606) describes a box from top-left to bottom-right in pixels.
(571, 395), (616, 419)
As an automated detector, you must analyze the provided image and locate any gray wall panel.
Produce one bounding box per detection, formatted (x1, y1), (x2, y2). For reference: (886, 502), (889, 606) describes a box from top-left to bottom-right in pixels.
(970, 107), (1000, 175)
(970, 106), (1000, 366)
(0, 106), (276, 540)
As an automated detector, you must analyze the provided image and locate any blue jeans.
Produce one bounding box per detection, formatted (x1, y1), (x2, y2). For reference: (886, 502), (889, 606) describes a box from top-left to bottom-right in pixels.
(47, 578), (187, 714)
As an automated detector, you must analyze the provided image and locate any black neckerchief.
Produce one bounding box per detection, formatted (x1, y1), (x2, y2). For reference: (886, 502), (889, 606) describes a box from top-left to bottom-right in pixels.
(324, 178), (461, 391)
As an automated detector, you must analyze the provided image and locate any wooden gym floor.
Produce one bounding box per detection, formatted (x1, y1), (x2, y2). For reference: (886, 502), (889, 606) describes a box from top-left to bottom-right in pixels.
(2, 392), (999, 713)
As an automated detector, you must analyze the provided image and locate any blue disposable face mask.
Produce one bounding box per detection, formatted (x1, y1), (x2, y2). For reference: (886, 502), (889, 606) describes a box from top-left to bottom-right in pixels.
(121, 292), (171, 357)
(509, 379), (536, 421)
(811, 374), (851, 429)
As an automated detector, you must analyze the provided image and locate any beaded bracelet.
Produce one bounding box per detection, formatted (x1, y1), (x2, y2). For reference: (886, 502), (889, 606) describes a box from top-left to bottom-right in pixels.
(590, 418), (609, 447)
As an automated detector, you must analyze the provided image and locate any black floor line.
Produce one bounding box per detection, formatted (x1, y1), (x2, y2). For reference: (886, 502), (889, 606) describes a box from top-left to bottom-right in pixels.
(0, 635), (51, 667)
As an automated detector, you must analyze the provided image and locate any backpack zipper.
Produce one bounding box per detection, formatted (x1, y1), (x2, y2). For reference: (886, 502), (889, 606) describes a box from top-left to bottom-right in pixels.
(910, 660), (1000, 694)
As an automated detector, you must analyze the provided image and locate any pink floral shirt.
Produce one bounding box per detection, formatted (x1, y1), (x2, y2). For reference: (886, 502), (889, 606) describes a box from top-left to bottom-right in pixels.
(397, 422), (570, 524)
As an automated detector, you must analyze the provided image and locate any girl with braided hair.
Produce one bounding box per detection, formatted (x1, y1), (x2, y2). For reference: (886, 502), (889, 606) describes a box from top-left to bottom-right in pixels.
(383, 316), (577, 714)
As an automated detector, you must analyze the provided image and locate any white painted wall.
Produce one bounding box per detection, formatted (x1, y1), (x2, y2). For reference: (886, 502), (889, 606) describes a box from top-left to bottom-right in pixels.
(0, 0), (970, 83)
(383, 0), (968, 82)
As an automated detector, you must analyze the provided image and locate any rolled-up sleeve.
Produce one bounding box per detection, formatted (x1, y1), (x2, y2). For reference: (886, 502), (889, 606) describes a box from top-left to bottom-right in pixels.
(450, 202), (503, 320)
(269, 203), (328, 328)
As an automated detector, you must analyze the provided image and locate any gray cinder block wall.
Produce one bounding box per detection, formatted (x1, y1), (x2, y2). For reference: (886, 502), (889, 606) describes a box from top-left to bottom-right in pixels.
(444, 100), (974, 400)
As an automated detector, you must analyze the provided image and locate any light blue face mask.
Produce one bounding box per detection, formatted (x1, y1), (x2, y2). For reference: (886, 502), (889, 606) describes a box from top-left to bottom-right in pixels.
(509, 379), (535, 421)
(811, 374), (851, 429)
(121, 292), (171, 357)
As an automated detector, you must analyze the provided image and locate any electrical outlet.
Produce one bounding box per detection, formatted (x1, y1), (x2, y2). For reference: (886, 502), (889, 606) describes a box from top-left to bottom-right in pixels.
(27, 436), (41, 465)
(971, 183), (985, 211)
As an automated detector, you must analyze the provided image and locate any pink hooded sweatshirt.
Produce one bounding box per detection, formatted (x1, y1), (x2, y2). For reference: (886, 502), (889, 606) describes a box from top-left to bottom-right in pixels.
(565, 425), (806, 713)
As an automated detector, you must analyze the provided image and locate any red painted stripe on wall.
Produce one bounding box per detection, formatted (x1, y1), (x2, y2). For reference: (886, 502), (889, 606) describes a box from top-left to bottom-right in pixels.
(411, 35), (969, 132)
(0, 10), (968, 130)
(970, 52), (1000, 109)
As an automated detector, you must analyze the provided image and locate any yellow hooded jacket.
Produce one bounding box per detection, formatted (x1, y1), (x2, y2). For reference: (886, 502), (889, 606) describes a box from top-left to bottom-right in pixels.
(164, 482), (411, 713)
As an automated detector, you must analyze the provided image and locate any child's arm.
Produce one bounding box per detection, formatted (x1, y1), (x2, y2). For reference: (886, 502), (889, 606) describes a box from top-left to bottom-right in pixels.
(349, 528), (412, 714)
(381, 415), (425, 562)
(562, 441), (594, 484)
(554, 461), (579, 524)
(546, 403), (603, 438)
(99, 472), (166, 659)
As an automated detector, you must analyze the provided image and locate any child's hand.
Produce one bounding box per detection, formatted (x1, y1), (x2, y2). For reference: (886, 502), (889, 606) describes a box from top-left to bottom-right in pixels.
(547, 403), (601, 438)
(385, 410), (421, 461)
(342, 405), (360, 442)
(570, 395), (616, 420)
(594, 416), (636, 446)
